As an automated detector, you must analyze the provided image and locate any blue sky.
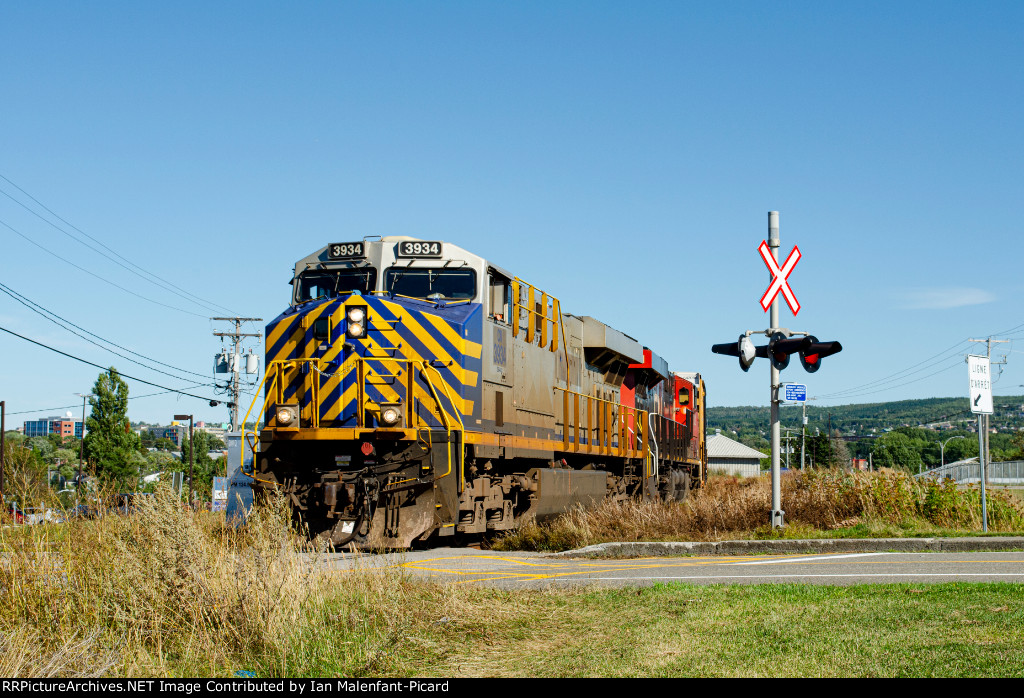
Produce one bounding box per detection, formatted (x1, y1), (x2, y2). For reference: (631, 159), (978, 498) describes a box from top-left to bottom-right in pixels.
(1, 2), (1022, 426)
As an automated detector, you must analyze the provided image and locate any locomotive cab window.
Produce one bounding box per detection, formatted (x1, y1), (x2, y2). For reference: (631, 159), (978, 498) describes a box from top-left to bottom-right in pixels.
(385, 268), (477, 301)
(488, 271), (510, 322)
(296, 269), (377, 303)
(678, 388), (690, 406)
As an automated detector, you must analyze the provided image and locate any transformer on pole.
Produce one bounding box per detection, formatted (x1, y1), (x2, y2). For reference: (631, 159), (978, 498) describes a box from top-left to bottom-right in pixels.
(212, 317), (263, 432)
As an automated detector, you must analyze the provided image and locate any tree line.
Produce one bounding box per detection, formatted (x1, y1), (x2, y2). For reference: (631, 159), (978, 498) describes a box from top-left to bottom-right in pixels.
(2, 367), (226, 508)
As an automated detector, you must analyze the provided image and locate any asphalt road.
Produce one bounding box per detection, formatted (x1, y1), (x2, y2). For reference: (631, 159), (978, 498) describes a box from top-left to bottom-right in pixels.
(324, 541), (1024, 589)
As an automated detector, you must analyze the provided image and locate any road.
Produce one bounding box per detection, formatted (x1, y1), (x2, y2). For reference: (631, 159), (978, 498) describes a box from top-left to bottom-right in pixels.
(324, 547), (1024, 589)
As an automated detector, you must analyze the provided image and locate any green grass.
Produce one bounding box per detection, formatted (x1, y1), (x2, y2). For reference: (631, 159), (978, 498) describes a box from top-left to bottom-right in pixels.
(326, 582), (1024, 678)
(4, 482), (1024, 678)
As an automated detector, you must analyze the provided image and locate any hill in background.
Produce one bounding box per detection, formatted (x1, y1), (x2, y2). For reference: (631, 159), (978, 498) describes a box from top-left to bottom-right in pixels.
(707, 395), (1024, 469)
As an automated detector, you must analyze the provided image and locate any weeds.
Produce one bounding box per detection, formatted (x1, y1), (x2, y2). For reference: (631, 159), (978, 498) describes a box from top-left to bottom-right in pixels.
(0, 485), (441, 677)
(494, 470), (1024, 551)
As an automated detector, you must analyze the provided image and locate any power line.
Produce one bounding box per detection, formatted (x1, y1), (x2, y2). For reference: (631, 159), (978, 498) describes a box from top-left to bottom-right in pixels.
(0, 323), (220, 403)
(817, 342), (970, 400)
(5, 382), (213, 416)
(0, 281), (210, 381)
(0, 216), (208, 318)
(0, 173), (237, 316)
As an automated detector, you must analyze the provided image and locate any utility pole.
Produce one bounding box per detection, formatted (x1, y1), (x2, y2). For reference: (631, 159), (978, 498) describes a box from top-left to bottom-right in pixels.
(781, 428), (802, 469)
(1, 400), (5, 508)
(212, 318), (262, 432)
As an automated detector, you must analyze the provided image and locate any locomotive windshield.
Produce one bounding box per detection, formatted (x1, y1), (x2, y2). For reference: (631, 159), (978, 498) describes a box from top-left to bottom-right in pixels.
(385, 268), (476, 301)
(296, 268), (378, 303)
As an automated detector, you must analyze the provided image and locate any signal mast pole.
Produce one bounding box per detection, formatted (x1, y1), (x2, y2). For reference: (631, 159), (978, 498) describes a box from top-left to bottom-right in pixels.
(710, 211), (841, 531)
(768, 212), (784, 528)
(212, 317), (262, 432)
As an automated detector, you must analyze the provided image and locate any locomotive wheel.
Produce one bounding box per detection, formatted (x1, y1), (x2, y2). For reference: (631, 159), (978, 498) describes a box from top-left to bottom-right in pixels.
(674, 471), (691, 502)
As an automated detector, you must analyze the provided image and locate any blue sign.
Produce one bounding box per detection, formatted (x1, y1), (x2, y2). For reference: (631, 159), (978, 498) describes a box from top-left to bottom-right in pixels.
(784, 384), (807, 402)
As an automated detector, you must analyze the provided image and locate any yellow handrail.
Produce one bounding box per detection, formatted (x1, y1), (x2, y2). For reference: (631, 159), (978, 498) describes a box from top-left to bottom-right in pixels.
(513, 277), (571, 390)
(553, 386), (646, 462)
(238, 356), (466, 489)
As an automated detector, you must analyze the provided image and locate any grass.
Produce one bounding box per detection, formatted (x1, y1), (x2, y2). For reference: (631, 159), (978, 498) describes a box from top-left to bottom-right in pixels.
(3, 474), (1024, 677)
(492, 469), (1024, 552)
(394, 583), (1024, 677)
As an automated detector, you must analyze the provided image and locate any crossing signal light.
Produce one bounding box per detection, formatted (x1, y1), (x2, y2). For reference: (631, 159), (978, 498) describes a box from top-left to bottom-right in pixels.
(799, 335), (843, 373)
(766, 332), (809, 371)
(711, 334), (757, 372)
(712, 333), (843, 373)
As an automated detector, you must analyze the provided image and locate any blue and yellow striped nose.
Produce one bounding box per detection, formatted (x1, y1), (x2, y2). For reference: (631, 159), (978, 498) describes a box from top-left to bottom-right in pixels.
(264, 295), (482, 431)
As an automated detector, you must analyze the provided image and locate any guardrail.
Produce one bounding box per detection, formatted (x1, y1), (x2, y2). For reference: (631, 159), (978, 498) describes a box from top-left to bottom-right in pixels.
(918, 460), (1024, 485)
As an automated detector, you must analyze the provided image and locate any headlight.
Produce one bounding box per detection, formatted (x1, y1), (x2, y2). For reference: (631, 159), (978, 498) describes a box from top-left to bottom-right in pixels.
(346, 306), (368, 338)
(380, 405), (402, 426)
(275, 404), (299, 427)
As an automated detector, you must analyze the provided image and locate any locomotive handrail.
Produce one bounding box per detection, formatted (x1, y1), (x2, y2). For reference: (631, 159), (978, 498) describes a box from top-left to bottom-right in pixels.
(513, 276), (572, 390)
(553, 386), (647, 462)
(422, 362), (466, 492)
(240, 363), (280, 469)
(239, 355), (466, 489)
(648, 414), (659, 479)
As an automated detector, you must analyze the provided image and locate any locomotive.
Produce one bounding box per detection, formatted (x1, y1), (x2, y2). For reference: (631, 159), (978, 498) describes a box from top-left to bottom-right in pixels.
(243, 237), (706, 548)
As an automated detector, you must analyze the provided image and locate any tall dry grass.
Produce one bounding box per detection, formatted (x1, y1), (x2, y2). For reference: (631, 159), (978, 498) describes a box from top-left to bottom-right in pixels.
(494, 470), (1024, 551)
(0, 485), (433, 677)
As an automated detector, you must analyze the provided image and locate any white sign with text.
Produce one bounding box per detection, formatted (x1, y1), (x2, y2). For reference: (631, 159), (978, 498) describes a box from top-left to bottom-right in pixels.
(967, 355), (993, 415)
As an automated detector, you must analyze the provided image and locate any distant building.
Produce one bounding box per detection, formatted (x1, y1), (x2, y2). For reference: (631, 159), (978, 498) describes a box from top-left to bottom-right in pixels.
(707, 431), (767, 478)
(23, 416), (83, 439)
(198, 425), (227, 443)
(151, 426), (186, 446)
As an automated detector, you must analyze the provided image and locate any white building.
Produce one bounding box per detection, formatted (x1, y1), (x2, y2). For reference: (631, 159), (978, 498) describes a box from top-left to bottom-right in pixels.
(707, 431), (768, 478)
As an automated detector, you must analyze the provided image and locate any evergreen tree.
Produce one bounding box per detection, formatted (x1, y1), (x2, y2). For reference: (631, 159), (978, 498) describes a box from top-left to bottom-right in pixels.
(830, 431), (850, 468)
(83, 368), (141, 488)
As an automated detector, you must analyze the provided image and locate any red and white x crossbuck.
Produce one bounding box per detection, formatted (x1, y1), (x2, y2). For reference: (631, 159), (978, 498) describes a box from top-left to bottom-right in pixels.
(758, 240), (801, 315)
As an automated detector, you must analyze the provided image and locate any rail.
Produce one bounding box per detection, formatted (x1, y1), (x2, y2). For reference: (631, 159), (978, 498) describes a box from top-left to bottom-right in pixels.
(553, 386), (648, 469)
(240, 356), (465, 489)
(512, 277), (571, 388)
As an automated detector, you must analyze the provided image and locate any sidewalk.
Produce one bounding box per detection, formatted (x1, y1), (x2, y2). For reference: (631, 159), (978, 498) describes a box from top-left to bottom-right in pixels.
(552, 536), (1024, 558)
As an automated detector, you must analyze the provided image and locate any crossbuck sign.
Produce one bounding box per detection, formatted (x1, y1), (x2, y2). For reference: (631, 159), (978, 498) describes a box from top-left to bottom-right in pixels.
(759, 240), (801, 315)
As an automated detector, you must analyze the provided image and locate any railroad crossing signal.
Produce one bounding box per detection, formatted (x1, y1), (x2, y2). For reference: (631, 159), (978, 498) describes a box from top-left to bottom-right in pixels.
(799, 335), (843, 373)
(711, 334), (758, 372)
(759, 240), (801, 315)
(712, 332), (842, 373)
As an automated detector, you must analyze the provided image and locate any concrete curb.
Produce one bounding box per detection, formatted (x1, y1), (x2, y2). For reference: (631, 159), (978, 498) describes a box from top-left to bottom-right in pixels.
(549, 537), (1024, 558)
